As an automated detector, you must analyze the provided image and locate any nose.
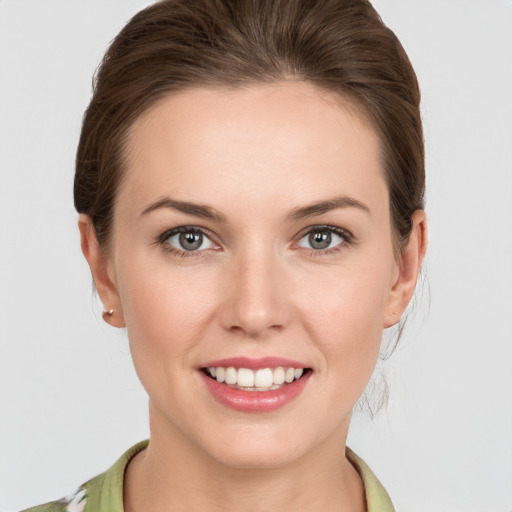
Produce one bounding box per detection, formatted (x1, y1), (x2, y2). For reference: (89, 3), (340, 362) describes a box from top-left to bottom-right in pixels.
(219, 246), (291, 338)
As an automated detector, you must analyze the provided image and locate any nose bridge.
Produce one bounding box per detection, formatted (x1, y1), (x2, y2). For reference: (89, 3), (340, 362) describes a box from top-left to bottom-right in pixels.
(221, 240), (289, 337)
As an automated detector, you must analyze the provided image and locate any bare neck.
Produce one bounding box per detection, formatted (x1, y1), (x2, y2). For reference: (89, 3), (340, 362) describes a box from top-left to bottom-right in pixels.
(124, 420), (365, 512)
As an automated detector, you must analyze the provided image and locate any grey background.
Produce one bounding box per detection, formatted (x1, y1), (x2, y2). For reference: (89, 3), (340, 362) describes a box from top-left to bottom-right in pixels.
(1, 0), (511, 510)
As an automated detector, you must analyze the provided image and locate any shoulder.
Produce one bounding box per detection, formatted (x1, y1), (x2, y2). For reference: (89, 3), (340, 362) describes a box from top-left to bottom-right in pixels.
(19, 440), (149, 512)
(19, 489), (87, 512)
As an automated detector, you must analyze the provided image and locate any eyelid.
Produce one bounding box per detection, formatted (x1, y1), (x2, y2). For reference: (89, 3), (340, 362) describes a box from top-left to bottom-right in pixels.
(291, 224), (354, 254)
(158, 225), (212, 243)
(157, 224), (353, 255)
(158, 225), (221, 255)
(293, 224), (353, 243)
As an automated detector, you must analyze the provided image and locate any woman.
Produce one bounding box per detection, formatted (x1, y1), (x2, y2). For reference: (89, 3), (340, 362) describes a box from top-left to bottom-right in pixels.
(25, 0), (427, 510)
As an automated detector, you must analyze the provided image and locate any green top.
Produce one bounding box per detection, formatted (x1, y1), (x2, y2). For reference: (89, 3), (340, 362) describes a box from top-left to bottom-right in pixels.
(22, 440), (394, 511)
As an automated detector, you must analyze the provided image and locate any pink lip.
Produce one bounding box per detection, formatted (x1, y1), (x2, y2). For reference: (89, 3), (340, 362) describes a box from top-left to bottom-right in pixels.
(203, 356), (307, 370)
(199, 369), (311, 413)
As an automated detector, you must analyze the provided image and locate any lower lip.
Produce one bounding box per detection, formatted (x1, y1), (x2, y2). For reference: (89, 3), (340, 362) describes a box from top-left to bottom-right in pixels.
(200, 371), (311, 413)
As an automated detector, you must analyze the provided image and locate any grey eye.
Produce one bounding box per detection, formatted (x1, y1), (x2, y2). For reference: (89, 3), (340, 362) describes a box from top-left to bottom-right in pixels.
(165, 230), (214, 252)
(309, 230), (332, 249)
(298, 228), (345, 251)
(179, 231), (203, 250)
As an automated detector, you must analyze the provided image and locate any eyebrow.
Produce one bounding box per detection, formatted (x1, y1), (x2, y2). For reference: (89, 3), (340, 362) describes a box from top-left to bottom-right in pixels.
(140, 197), (227, 222)
(140, 194), (369, 223)
(286, 195), (370, 221)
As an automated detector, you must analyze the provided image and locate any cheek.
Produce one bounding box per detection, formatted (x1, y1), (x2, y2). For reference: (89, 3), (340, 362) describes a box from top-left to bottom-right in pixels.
(118, 246), (214, 324)
(114, 262), (223, 437)
(114, 253), (219, 377)
(299, 261), (390, 336)
(295, 258), (392, 381)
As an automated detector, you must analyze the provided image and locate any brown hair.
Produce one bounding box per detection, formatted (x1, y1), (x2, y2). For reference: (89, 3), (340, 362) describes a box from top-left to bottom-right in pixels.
(74, 0), (424, 251)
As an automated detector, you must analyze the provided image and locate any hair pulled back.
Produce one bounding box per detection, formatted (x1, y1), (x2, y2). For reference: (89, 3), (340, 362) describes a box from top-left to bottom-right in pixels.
(74, 0), (424, 250)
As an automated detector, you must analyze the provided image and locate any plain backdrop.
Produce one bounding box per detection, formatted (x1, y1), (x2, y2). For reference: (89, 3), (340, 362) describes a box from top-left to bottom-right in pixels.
(1, 1), (511, 510)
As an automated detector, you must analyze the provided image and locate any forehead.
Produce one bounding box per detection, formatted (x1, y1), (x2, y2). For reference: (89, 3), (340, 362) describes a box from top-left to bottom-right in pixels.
(118, 81), (387, 217)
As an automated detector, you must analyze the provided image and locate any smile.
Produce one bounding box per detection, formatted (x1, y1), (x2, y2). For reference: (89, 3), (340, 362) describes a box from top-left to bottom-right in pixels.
(204, 366), (306, 391)
(200, 359), (312, 413)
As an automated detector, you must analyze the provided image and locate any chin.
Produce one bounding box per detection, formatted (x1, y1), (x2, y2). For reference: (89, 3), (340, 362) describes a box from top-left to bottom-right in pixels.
(196, 419), (325, 470)
(209, 440), (304, 470)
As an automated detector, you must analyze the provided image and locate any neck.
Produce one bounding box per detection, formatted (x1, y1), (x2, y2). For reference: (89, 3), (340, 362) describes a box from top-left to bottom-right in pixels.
(124, 407), (365, 512)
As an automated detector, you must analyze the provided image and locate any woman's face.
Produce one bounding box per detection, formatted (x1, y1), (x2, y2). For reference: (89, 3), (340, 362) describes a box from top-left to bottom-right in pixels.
(95, 82), (406, 468)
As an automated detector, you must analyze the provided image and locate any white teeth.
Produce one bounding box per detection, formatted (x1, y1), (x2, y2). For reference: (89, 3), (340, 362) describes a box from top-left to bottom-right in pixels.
(237, 368), (255, 387)
(255, 368), (273, 388)
(215, 367), (225, 383)
(210, 365), (306, 389)
(225, 367), (237, 385)
(273, 367), (285, 385)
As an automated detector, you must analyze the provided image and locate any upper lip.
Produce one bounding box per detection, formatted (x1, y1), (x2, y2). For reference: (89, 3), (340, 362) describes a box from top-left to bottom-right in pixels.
(201, 356), (308, 370)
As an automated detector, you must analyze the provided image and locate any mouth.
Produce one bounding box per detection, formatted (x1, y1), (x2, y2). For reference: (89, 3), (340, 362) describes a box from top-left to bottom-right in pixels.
(201, 365), (311, 392)
(198, 356), (313, 413)
(199, 359), (312, 412)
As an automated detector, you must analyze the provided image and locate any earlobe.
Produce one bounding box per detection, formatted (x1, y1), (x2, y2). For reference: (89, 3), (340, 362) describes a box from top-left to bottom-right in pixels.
(384, 210), (428, 328)
(78, 214), (125, 328)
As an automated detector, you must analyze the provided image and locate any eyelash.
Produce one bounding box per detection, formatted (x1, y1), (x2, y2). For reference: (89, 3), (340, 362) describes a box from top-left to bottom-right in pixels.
(157, 225), (353, 258)
(158, 226), (218, 258)
(295, 225), (353, 256)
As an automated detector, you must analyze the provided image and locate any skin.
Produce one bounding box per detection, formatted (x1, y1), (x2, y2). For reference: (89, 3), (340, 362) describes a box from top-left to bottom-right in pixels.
(80, 81), (427, 511)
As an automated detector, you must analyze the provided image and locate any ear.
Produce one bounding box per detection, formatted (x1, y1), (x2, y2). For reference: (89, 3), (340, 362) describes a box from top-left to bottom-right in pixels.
(384, 210), (428, 328)
(78, 214), (125, 328)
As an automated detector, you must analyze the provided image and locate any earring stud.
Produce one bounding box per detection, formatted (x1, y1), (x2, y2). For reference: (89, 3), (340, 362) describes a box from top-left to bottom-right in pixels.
(103, 309), (114, 318)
